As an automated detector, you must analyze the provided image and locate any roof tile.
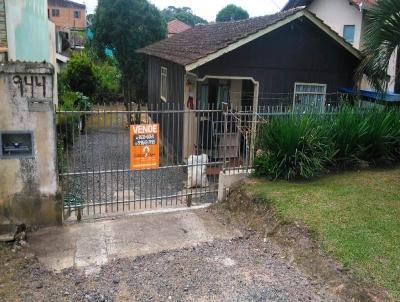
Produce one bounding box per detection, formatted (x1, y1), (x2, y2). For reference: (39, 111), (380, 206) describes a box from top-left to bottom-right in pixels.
(138, 8), (304, 66)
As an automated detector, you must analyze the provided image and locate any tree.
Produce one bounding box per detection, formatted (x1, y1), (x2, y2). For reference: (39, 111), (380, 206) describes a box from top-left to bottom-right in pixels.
(93, 0), (166, 103)
(216, 4), (249, 22)
(356, 0), (400, 93)
(161, 6), (207, 26)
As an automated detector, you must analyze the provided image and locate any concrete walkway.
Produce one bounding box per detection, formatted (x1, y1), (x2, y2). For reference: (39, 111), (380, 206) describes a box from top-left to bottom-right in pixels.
(29, 209), (240, 274)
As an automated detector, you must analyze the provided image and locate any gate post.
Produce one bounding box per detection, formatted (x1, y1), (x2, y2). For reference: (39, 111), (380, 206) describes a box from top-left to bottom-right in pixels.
(0, 62), (61, 226)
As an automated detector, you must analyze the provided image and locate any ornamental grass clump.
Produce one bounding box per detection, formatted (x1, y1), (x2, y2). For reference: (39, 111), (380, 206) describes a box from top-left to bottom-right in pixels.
(254, 114), (334, 180)
(254, 106), (400, 180)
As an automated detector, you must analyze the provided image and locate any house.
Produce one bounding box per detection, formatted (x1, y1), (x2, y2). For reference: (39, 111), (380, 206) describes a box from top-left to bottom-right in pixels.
(48, 0), (86, 50)
(282, 0), (399, 93)
(138, 8), (361, 160)
(48, 0), (86, 29)
(167, 19), (192, 37)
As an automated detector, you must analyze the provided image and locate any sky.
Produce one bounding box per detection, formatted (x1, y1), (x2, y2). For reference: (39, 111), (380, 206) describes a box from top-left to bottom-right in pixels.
(78, 0), (288, 21)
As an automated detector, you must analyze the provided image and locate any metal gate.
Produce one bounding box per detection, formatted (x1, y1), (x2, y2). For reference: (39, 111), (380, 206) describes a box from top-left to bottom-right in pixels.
(57, 104), (255, 220)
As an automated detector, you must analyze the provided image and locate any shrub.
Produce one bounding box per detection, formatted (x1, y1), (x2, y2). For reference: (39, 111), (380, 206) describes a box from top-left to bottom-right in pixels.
(61, 52), (98, 98)
(327, 106), (369, 167)
(254, 114), (334, 180)
(255, 106), (400, 180)
(359, 109), (400, 164)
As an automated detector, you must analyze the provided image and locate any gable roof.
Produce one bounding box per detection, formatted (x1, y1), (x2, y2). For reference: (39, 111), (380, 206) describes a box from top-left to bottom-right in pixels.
(282, 0), (375, 10)
(168, 19), (192, 35)
(138, 8), (361, 72)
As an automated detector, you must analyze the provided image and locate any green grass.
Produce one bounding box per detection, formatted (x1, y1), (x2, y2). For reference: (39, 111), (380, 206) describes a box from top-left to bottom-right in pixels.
(252, 168), (400, 298)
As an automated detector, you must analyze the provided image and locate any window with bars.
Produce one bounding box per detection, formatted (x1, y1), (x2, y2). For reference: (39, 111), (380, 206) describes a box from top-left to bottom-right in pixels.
(160, 67), (168, 102)
(74, 10), (81, 18)
(293, 82), (327, 112)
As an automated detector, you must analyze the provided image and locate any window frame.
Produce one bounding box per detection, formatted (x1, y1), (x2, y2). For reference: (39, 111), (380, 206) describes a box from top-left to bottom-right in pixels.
(292, 82), (327, 112)
(343, 25), (355, 44)
(52, 9), (60, 17)
(74, 10), (81, 19)
(160, 67), (168, 102)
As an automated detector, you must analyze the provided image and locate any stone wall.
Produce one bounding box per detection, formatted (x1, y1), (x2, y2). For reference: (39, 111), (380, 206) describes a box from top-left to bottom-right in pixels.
(0, 62), (61, 226)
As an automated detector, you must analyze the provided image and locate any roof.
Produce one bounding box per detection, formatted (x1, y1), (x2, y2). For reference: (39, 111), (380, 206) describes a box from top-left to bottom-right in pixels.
(48, 0), (86, 9)
(340, 88), (400, 103)
(138, 8), (361, 71)
(282, 0), (375, 10)
(168, 19), (191, 35)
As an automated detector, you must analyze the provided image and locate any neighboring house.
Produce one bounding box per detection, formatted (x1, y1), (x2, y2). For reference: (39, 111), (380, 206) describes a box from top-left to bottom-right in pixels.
(48, 0), (86, 51)
(167, 19), (191, 37)
(282, 0), (399, 93)
(48, 0), (86, 29)
(138, 8), (361, 159)
(0, 0), (58, 103)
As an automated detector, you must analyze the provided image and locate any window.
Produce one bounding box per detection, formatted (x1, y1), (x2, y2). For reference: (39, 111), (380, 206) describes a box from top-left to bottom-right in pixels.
(74, 10), (81, 18)
(52, 9), (60, 17)
(160, 67), (168, 102)
(343, 25), (355, 44)
(293, 83), (327, 112)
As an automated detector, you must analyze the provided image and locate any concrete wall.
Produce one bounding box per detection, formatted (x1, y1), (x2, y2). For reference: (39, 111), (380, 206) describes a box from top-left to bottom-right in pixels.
(0, 62), (61, 226)
(309, 0), (363, 49)
(5, 0), (50, 62)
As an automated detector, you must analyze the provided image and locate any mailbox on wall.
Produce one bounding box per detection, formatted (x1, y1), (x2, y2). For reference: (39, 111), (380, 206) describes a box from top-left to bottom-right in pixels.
(0, 132), (34, 159)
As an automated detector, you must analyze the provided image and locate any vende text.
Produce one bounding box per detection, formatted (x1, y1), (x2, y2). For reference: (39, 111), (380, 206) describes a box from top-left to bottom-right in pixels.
(132, 124), (158, 134)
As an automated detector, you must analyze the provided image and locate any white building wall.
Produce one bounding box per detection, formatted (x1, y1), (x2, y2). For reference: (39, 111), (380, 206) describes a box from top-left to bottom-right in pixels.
(309, 0), (363, 49)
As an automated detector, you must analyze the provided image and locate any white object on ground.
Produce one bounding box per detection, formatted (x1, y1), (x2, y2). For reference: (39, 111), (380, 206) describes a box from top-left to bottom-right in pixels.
(187, 154), (209, 188)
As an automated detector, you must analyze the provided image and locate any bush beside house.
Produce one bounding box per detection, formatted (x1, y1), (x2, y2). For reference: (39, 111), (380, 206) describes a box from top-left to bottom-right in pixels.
(255, 106), (400, 180)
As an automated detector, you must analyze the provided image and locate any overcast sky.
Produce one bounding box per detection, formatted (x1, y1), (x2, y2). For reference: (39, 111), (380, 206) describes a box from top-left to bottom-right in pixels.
(78, 0), (288, 21)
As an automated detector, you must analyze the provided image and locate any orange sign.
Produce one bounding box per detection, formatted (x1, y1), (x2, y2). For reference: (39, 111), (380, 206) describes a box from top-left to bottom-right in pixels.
(130, 124), (160, 170)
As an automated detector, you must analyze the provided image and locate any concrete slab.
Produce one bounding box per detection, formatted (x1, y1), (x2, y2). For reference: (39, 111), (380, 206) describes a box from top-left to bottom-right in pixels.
(29, 209), (240, 274)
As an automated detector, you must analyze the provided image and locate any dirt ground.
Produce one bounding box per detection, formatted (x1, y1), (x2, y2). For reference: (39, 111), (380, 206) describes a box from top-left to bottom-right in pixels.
(0, 196), (392, 301)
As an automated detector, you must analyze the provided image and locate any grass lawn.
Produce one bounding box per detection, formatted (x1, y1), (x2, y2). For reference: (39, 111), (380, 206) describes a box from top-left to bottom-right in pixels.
(252, 167), (400, 299)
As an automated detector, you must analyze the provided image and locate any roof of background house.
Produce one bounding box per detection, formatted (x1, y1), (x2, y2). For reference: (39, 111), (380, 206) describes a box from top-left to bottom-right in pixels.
(48, 0), (86, 9)
(138, 8), (361, 71)
(168, 19), (192, 35)
(282, 0), (375, 11)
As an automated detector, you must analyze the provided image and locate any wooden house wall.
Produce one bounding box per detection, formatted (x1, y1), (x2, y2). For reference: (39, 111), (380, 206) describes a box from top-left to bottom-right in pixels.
(147, 56), (185, 162)
(194, 18), (360, 107)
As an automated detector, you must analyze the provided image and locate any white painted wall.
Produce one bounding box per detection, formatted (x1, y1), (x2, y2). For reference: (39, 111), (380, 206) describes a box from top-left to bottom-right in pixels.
(309, 0), (363, 49)
(309, 0), (398, 93)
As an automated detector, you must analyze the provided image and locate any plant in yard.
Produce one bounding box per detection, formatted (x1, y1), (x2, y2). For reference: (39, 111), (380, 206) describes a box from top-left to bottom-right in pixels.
(327, 106), (369, 167)
(358, 109), (400, 164)
(254, 114), (334, 180)
(356, 0), (400, 93)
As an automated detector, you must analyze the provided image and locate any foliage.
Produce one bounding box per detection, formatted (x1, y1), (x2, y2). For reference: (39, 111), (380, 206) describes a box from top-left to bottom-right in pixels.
(162, 6), (207, 26)
(216, 4), (249, 22)
(255, 107), (400, 180)
(253, 168), (400, 299)
(254, 114), (334, 180)
(356, 0), (400, 93)
(93, 0), (166, 101)
(60, 52), (98, 98)
(58, 51), (121, 107)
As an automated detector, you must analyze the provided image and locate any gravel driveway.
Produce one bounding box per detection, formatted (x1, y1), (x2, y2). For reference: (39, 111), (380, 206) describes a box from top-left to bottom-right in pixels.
(1, 231), (339, 302)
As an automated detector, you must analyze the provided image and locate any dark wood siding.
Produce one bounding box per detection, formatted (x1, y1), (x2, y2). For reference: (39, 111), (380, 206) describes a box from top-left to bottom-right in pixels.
(147, 56), (185, 162)
(194, 18), (360, 106)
